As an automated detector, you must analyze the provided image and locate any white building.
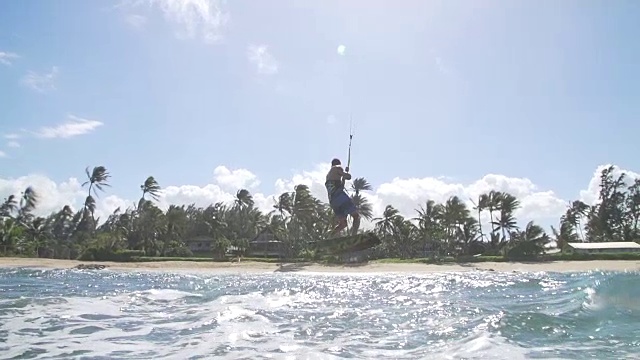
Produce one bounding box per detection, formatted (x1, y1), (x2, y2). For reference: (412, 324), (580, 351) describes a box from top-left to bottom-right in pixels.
(566, 242), (640, 255)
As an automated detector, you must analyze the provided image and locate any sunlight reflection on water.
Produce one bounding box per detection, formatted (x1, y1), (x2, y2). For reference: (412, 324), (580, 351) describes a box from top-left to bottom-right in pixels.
(0, 268), (639, 359)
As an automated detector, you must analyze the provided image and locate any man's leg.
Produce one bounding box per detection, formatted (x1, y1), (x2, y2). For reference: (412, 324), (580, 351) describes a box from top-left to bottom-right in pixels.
(341, 196), (360, 236)
(329, 192), (350, 237)
(331, 217), (348, 237)
(329, 195), (348, 238)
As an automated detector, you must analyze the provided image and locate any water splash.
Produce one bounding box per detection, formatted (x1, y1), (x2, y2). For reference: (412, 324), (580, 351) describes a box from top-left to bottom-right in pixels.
(0, 268), (639, 359)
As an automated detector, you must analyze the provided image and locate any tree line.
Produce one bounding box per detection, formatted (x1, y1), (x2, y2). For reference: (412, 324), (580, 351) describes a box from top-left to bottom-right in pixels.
(1, 165), (639, 261)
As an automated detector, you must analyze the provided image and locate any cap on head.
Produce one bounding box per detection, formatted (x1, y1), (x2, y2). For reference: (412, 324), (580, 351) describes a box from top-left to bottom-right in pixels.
(331, 158), (341, 166)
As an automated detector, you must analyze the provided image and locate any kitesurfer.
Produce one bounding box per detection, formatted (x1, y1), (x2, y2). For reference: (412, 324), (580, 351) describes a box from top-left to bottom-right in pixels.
(325, 158), (360, 237)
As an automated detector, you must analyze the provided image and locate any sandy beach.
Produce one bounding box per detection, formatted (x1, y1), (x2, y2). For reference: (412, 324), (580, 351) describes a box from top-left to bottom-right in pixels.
(1, 257), (639, 274)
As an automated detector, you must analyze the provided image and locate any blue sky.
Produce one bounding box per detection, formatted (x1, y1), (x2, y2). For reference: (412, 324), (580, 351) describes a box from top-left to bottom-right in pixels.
(1, 0), (639, 223)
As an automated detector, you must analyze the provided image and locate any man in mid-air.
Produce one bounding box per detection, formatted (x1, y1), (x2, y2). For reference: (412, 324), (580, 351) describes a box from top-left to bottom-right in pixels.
(325, 158), (360, 237)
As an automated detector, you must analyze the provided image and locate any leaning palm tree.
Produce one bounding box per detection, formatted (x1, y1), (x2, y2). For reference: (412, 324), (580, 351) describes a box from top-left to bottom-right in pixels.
(83, 195), (97, 217)
(140, 176), (162, 202)
(346, 177), (374, 232)
(350, 193), (373, 221)
(235, 189), (254, 210)
(269, 192), (293, 219)
(17, 187), (38, 225)
(20, 187), (38, 213)
(492, 192), (520, 243)
(552, 213), (580, 251)
(569, 200), (589, 241)
(82, 166), (111, 199)
(0, 195), (18, 218)
(506, 221), (550, 258)
(81, 166), (110, 224)
(351, 177), (372, 195)
(374, 205), (402, 238)
(290, 184), (317, 232)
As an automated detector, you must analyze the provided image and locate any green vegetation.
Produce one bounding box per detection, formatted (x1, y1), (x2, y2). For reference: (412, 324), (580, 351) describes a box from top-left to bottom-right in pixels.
(1, 165), (639, 263)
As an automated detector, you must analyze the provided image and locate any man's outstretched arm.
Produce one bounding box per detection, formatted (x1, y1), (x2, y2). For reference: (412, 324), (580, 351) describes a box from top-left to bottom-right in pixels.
(338, 166), (352, 180)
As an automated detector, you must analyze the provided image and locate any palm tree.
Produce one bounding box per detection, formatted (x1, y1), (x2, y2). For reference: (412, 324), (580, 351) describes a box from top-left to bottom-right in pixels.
(569, 200), (589, 241)
(82, 166), (111, 223)
(0, 195), (18, 218)
(270, 192), (293, 219)
(16, 187), (38, 226)
(350, 193), (373, 221)
(551, 215), (579, 252)
(351, 177), (372, 195)
(290, 184), (317, 239)
(471, 194), (489, 242)
(235, 189), (254, 210)
(136, 201), (165, 256)
(492, 192), (520, 244)
(374, 205), (401, 234)
(440, 196), (469, 231)
(456, 217), (482, 256)
(414, 200), (442, 230)
(0, 217), (23, 255)
(141, 176), (162, 202)
(348, 177), (374, 225)
(506, 221), (550, 258)
(393, 217), (418, 258)
(49, 205), (75, 258)
(485, 190), (502, 243)
(25, 217), (49, 257)
(413, 200), (443, 256)
(83, 166), (111, 199)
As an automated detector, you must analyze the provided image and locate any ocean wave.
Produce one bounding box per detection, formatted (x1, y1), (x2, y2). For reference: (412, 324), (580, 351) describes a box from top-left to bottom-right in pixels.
(0, 268), (638, 359)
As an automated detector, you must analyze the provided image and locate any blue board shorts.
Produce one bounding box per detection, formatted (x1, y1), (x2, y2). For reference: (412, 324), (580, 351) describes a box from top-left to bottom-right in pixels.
(330, 191), (357, 219)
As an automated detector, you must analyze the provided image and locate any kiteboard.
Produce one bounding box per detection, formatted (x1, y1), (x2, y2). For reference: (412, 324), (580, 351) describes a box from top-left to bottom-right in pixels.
(312, 231), (381, 255)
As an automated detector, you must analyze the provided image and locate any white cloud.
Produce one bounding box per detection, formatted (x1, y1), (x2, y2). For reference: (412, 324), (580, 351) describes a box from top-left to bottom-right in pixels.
(21, 66), (59, 93)
(247, 44), (278, 75)
(213, 165), (260, 191)
(0, 51), (19, 66)
(6, 141), (20, 148)
(34, 114), (104, 139)
(158, 184), (235, 210)
(578, 164), (640, 206)
(1, 164), (636, 234)
(0, 151), (6, 158)
(326, 115), (337, 124)
(270, 164), (571, 229)
(126, 14), (148, 29)
(337, 44), (346, 56)
(0, 175), (85, 216)
(0, 175), (134, 223)
(126, 0), (229, 43)
(4, 133), (21, 140)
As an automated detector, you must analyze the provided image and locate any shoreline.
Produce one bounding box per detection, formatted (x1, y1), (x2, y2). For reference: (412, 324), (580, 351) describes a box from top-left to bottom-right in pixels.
(1, 257), (639, 274)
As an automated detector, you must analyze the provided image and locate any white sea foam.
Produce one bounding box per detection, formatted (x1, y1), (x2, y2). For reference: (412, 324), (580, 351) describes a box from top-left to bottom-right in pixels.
(0, 269), (639, 359)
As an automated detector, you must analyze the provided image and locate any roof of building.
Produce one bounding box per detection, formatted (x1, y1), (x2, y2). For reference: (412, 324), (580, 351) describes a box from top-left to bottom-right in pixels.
(249, 227), (282, 243)
(567, 242), (640, 250)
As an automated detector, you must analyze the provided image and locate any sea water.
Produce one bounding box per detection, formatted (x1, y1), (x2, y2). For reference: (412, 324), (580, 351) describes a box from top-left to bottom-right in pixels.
(1, 266), (639, 359)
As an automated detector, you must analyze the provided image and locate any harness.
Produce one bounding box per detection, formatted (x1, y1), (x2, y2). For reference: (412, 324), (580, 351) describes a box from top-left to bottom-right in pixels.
(325, 179), (344, 200)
